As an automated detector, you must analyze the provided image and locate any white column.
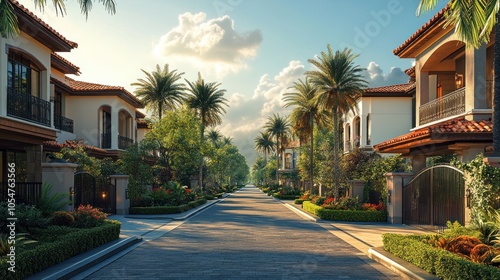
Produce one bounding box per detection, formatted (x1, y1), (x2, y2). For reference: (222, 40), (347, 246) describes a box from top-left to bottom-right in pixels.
(385, 172), (414, 224)
(110, 174), (130, 215)
(465, 45), (487, 116)
(42, 162), (78, 212)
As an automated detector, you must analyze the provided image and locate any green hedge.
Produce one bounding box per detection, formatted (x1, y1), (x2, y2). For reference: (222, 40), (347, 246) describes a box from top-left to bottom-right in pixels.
(272, 193), (299, 200)
(129, 199), (207, 214)
(0, 220), (121, 280)
(383, 233), (500, 280)
(302, 201), (387, 222)
(294, 199), (305, 204)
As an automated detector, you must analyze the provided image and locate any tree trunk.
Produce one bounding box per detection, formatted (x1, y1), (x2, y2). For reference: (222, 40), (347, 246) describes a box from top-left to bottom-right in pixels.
(199, 124), (205, 191)
(332, 106), (340, 200)
(309, 111), (314, 193)
(494, 12), (500, 152)
(276, 135), (280, 184)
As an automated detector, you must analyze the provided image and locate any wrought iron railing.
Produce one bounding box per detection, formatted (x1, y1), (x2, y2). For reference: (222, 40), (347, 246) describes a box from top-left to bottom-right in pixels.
(54, 114), (74, 133)
(7, 89), (51, 127)
(118, 135), (134, 150)
(0, 182), (42, 205)
(419, 87), (466, 125)
(101, 133), (111, 149)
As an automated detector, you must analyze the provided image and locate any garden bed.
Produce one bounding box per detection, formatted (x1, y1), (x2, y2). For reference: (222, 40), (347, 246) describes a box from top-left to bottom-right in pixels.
(0, 220), (121, 280)
(129, 198), (207, 214)
(302, 201), (387, 222)
(383, 233), (500, 280)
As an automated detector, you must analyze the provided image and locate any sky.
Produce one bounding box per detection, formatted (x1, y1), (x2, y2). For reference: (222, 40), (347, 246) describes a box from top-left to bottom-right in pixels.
(21, 0), (444, 166)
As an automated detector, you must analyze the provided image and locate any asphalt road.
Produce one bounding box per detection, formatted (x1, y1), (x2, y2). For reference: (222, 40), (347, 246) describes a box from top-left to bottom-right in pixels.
(84, 185), (399, 279)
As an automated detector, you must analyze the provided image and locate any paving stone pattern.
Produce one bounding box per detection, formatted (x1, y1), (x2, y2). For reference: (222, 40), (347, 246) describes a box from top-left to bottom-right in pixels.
(86, 186), (399, 279)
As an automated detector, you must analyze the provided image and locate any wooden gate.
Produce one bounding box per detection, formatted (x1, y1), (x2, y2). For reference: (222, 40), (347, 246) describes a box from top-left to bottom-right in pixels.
(74, 172), (116, 213)
(402, 165), (465, 231)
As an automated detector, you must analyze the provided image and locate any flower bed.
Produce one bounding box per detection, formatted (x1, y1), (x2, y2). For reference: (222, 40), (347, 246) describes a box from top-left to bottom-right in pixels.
(302, 201), (387, 222)
(129, 198), (207, 214)
(0, 220), (121, 279)
(383, 233), (500, 279)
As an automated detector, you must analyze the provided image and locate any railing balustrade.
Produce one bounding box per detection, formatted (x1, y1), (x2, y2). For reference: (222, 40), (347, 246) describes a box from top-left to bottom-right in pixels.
(54, 114), (74, 133)
(419, 87), (466, 125)
(0, 182), (42, 205)
(118, 135), (134, 150)
(7, 89), (51, 127)
(101, 133), (112, 149)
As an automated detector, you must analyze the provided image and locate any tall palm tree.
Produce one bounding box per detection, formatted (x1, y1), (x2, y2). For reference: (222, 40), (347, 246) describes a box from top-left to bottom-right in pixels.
(207, 129), (222, 147)
(417, 0), (500, 153)
(222, 136), (233, 146)
(283, 78), (331, 191)
(254, 131), (275, 164)
(1, 0), (117, 38)
(131, 64), (185, 120)
(264, 113), (291, 184)
(185, 72), (228, 190)
(306, 45), (367, 199)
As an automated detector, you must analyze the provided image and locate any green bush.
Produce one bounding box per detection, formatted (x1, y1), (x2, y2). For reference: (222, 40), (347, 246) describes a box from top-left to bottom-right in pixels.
(50, 211), (74, 227)
(272, 193), (299, 200)
(71, 204), (107, 228)
(302, 201), (387, 222)
(34, 182), (71, 217)
(0, 220), (120, 279)
(0, 204), (49, 234)
(383, 233), (500, 280)
(129, 199), (207, 214)
(294, 199), (305, 204)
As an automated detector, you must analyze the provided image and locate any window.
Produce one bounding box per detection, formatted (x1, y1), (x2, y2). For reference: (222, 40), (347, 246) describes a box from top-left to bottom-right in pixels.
(8, 51), (41, 97)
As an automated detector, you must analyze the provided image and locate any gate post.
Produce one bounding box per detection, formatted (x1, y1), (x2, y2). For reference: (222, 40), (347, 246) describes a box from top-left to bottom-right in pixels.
(110, 174), (129, 215)
(42, 162), (78, 212)
(385, 172), (413, 224)
(348, 180), (364, 199)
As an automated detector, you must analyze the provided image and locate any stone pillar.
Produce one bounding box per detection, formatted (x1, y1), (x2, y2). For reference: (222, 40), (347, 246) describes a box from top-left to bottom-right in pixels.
(42, 162), (78, 212)
(385, 172), (414, 224)
(26, 145), (43, 182)
(110, 174), (129, 215)
(411, 154), (426, 175)
(348, 180), (364, 200)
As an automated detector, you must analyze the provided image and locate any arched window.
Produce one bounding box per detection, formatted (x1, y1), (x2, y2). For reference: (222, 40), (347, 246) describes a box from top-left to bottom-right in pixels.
(8, 50), (42, 97)
(366, 114), (371, 145)
(354, 116), (361, 148)
(99, 106), (112, 149)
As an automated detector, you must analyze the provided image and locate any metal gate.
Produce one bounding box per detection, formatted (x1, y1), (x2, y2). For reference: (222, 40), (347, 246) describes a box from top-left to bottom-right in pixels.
(402, 165), (465, 231)
(74, 171), (116, 213)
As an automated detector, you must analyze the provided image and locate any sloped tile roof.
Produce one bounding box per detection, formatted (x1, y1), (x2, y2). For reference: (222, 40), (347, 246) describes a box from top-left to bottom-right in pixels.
(44, 140), (107, 154)
(374, 117), (492, 151)
(393, 6), (447, 56)
(12, 0), (78, 49)
(51, 53), (80, 75)
(362, 82), (415, 98)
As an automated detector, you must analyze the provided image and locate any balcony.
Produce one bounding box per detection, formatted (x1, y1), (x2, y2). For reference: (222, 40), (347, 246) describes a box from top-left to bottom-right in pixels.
(7, 89), (51, 127)
(54, 114), (74, 133)
(419, 87), (466, 125)
(118, 135), (134, 150)
(101, 132), (111, 149)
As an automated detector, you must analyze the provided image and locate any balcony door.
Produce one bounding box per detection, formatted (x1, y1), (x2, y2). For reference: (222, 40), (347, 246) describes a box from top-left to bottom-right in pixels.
(101, 107), (112, 149)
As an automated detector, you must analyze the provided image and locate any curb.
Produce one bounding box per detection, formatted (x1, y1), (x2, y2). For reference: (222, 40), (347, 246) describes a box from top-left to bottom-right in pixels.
(124, 198), (221, 221)
(368, 247), (439, 280)
(36, 236), (142, 280)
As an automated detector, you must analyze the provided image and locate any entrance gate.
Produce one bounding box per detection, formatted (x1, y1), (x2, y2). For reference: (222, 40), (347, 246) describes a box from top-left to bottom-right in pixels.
(402, 165), (465, 230)
(74, 171), (116, 213)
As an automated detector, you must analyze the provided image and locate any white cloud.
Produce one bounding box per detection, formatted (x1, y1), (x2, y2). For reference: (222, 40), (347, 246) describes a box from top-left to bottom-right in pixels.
(220, 61), (305, 164)
(363, 62), (409, 87)
(154, 12), (262, 78)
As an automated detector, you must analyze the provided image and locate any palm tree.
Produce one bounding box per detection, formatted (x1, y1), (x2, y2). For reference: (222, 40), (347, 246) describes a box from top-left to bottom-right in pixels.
(306, 45), (367, 199)
(417, 0), (500, 154)
(131, 64), (185, 120)
(283, 78), (331, 191)
(185, 72), (228, 189)
(254, 131), (275, 164)
(1, 0), (117, 38)
(264, 113), (291, 184)
(222, 136), (233, 146)
(207, 129), (222, 146)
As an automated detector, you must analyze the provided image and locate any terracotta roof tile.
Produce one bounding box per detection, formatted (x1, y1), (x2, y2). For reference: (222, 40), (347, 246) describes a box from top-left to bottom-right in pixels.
(51, 53), (80, 74)
(374, 117), (492, 150)
(393, 6), (447, 56)
(12, 0), (78, 49)
(44, 140), (108, 154)
(365, 83), (415, 94)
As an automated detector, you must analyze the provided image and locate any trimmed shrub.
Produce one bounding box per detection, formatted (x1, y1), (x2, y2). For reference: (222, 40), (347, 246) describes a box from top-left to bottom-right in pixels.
(272, 193), (299, 200)
(294, 199), (305, 204)
(302, 201), (387, 222)
(383, 233), (500, 280)
(0, 220), (120, 279)
(129, 199), (207, 215)
(71, 204), (107, 228)
(50, 211), (74, 226)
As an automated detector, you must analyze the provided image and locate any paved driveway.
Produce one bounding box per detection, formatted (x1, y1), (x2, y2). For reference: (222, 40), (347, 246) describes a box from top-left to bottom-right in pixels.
(84, 186), (399, 279)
